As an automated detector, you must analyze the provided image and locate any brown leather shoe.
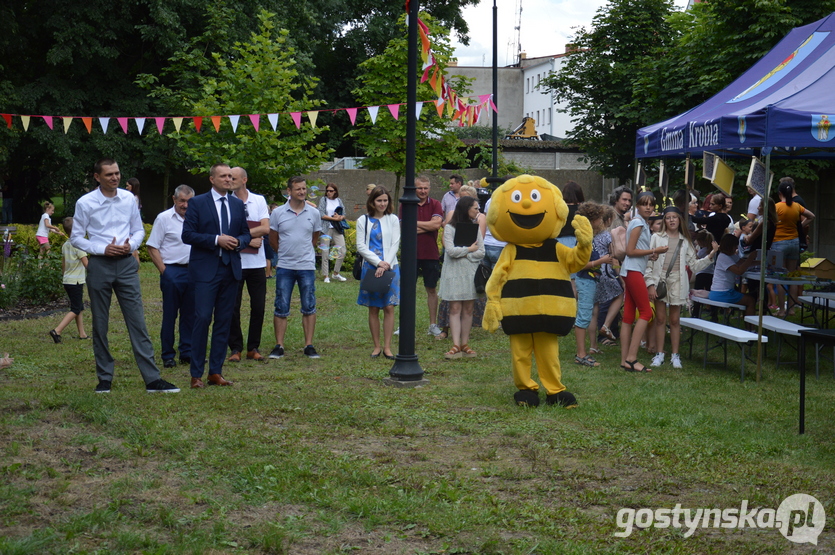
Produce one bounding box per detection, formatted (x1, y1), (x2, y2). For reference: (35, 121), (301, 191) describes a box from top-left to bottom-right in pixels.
(227, 351), (241, 362)
(246, 349), (264, 361)
(207, 373), (233, 386)
(190, 377), (205, 389)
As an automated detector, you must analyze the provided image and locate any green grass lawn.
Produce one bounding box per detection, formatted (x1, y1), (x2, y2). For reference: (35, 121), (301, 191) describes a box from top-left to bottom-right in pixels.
(1, 263), (833, 554)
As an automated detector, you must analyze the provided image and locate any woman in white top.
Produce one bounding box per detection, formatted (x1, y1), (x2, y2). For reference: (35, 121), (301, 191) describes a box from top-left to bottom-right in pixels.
(317, 183), (347, 282)
(646, 207), (717, 369)
(619, 191), (667, 373)
(356, 187), (400, 359)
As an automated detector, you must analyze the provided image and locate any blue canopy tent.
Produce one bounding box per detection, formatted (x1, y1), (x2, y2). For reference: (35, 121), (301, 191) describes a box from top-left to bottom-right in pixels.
(636, 13), (835, 160)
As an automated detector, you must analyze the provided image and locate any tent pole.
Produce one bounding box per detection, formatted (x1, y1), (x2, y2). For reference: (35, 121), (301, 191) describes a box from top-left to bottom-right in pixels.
(755, 151), (772, 382)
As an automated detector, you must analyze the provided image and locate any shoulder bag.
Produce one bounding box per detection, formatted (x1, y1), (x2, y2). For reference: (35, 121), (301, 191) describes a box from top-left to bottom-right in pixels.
(655, 239), (682, 301)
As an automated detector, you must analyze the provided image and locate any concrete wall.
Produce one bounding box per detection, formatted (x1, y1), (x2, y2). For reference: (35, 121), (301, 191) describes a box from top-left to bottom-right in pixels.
(305, 168), (608, 221)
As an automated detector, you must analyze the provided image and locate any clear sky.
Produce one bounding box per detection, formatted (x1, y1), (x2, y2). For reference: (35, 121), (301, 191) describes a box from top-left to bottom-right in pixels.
(452, 0), (691, 67)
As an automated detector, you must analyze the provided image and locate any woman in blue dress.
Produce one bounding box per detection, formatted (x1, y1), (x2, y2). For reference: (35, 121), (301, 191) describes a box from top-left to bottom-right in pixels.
(356, 187), (401, 359)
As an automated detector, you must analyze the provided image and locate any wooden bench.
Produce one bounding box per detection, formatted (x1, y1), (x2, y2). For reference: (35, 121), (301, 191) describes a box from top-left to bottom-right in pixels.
(680, 317), (767, 381)
(744, 315), (813, 367)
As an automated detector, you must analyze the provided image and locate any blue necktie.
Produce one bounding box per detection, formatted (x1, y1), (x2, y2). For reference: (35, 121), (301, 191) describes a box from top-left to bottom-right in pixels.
(219, 196), (230, 264)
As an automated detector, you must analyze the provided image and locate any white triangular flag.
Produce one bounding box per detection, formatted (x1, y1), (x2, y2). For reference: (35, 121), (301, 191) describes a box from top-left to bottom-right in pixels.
(99, 117), (110, 134)
(367, 106), (379, 124)
(229, 115), (240, 133)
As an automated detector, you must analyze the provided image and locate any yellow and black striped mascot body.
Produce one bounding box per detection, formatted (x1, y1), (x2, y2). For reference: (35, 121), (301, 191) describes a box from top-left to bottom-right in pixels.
(483, 175), (592, 407)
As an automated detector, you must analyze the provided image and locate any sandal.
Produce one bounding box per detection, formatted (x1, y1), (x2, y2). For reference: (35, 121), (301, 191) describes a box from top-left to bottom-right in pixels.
(621, 359), (649, 373)
(460, 344), (477, 358)
(600, 338), (617, 347)
(444, 345), (462, 359)
(589, 347), (603, 355)
(600, 325), (616, 341)
(575, 355), (600, 367)
(436, 331), (448, 340)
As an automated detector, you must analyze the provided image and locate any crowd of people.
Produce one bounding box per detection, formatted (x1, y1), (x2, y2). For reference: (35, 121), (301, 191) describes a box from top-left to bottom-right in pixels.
(34, 160), (814, 391)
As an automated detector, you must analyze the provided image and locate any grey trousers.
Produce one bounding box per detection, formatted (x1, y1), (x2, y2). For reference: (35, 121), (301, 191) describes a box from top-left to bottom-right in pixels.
(87, 255), (161, 385)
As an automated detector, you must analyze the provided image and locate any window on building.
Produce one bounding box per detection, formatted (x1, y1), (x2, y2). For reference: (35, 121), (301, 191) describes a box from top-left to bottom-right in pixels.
(526, 78), (529, 94)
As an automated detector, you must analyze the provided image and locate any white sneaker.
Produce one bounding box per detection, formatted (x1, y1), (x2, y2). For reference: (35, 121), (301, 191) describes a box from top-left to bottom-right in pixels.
(324, 277), (330, 283)
(651, 352), (665, 367)
(671, 353), (682, 369)
(428, 323), (442, 336)
(332, 274), (347, 282)
(394, 327), (400, 335)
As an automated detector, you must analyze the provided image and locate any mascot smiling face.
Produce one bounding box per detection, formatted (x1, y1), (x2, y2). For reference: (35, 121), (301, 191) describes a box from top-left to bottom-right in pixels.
(487, 175), (569, 245)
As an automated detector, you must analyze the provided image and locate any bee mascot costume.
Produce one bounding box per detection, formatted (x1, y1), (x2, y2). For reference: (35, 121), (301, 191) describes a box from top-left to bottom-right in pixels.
(483, 175), (592, 407)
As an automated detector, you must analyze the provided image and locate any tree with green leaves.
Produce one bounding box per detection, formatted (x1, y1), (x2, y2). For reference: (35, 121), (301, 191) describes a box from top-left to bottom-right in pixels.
(348, 14), (470, 200)
(542, 0), (677, 184)
(142, 11), (331, 199)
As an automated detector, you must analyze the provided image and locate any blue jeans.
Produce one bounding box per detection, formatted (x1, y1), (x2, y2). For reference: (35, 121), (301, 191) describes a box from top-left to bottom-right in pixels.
(483, 245), (504, 270)
(274, 268), (316, 317)
(772, 237), (800, 262)
(574, 277), (597, 329)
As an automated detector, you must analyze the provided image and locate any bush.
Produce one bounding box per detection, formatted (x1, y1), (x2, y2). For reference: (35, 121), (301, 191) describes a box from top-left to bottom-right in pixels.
(17, 252), (64, 305)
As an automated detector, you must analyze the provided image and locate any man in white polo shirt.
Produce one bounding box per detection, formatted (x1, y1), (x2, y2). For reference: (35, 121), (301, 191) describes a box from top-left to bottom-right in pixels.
(227, 167), (270, 362)
(146, 184), (195, 369)
(268, 176), (322, 359)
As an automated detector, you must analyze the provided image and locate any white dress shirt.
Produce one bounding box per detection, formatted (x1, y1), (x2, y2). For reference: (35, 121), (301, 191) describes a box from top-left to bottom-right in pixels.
(146, 207), (191, 264)
(71, 188), (145, 255)
(238, 190), (269, 270)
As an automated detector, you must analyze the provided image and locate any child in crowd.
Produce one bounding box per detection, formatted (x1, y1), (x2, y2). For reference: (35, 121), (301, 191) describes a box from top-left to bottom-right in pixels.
(593, 206), (623, 347)
(36, 201), (65, 257)
(49, 217), (89, 343)
(619, 191), (667, 373)
(646, 207), (717, 368)
(692, 230), (715, 290)
(573, 202), (612, 367)
(706, 233), (758, 318)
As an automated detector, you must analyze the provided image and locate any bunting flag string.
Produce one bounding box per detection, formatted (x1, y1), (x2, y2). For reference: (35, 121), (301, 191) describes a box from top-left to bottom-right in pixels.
(0, 95), (498, 135)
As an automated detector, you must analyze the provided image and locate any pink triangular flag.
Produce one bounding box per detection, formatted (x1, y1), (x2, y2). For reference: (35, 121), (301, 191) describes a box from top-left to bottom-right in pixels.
(62, 117), (72, 133)
(346, 108), (358, 125)
(155, 117), (166, 134)
(43, 116), (54, 130)
(172, 117), (183, 133)
(478, 94), (492, 105)
(306, 111), (318, 128)
(415, 102), (424, 120)
(135, 117), (146, 135)
(490, 99), (498, 113)
(386, 104), (399, 120)
(267, 113), (278, 131)
(290, 112), (302, 129)
(21, 116), (30, 131)
(248, 114), (260, 132)
(117, 117), (129, 133)
(229, 115), (240, 132)
(99, 117), (110, 134)
(367, 106), (379, 124)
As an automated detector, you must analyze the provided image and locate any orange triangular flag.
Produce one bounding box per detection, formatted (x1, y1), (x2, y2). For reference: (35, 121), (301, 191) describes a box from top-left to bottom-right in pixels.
(435, 99), (444, 118)
(82, 117), (92, 133)
(211, 116), (221, 132)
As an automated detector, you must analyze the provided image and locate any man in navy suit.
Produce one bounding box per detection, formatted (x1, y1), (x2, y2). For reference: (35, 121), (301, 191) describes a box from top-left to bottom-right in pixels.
(182, 163), (251, 388)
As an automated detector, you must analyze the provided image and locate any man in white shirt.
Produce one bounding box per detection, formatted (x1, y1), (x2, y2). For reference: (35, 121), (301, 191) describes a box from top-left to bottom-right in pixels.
(227, 167), (270, 362)
(70, 159), (179, 394)
(146, 184), (195, 369)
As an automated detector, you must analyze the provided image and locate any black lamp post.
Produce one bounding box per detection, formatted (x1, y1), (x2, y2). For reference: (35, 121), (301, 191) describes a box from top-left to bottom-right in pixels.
(388, 0), (424, 382)
(485, 0), (502, 192)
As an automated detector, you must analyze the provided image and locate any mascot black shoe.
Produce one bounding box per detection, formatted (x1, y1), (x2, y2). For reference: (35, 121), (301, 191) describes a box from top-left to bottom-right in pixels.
(514, 389), (540, 407)
(482, 175), (592, 409)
